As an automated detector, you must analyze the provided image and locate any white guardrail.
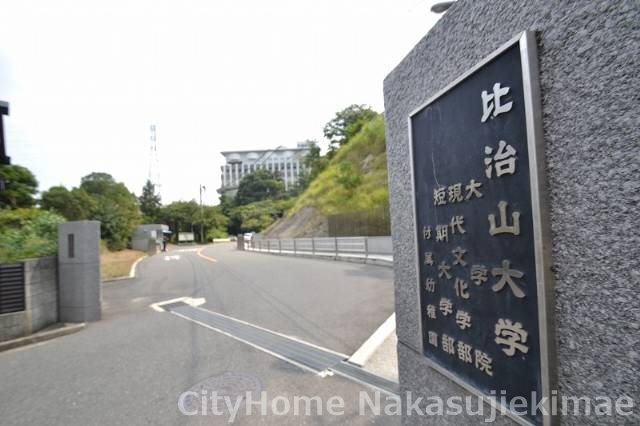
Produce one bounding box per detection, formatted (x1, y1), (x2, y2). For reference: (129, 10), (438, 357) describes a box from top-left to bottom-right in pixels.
(246, 236), (393, 267)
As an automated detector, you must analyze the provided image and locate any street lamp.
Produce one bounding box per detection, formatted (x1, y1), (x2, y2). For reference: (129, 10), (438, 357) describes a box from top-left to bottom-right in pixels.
(431, 1), (455, 14)
(199, 184), (206, 243)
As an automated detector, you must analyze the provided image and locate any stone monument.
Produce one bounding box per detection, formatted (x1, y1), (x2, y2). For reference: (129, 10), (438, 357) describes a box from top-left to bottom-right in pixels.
(58, 221), (102, 322)
(384, 1), (638, 425)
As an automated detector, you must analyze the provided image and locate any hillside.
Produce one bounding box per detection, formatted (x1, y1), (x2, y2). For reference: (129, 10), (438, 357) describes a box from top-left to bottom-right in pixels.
(265, 115), (389, 238)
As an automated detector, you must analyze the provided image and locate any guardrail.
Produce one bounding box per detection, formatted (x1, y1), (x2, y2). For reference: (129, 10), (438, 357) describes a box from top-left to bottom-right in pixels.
(247, 236), (393, 267)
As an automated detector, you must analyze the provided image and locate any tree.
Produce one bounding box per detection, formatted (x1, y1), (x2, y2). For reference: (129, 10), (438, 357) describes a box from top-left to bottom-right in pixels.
(227, 199), (290, 235)
(235, 169), (284, 206)
(138, 180), (161, 223)
(0, 164), (38, 209)
(294, 142), (329, 193)
(323, 105), (379, 155)
(41, 186), (96, 221)
(80, 172), (139, 250)
(196, 206), (229, 241)
(160, 201), (199, 239)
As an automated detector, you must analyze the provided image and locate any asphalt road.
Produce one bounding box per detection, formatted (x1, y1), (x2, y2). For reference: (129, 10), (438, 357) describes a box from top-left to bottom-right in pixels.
(0, 243), (398, 425)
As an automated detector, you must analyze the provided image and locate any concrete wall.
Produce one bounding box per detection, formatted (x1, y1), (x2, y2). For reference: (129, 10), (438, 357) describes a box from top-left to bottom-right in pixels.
(384, 1), (638, 425)
(0, 257), (57, 341)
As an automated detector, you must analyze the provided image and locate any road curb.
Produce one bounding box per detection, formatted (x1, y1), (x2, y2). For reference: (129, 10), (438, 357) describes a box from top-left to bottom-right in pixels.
(129, 254), (148, 277)
(348, 313), (396, 366)
(0, 322), (86, 353)
(102, 254), (148, 283)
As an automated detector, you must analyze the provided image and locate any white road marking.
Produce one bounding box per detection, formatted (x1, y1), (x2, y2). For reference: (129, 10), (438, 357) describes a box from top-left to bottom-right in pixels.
(164, 255), (181, 261)
(129, 255), (147, 278)
(149, 296), (206, 312)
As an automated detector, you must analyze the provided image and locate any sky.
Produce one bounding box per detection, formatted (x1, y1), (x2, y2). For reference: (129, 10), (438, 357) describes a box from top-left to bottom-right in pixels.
(0, 0), (443, 205)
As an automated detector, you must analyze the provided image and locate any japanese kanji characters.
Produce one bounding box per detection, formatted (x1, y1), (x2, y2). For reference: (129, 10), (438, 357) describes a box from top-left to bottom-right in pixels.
(465, 179), (483, 200)
(491, 259), (525, 298)
(481, 82), (513, 123)
(454, 278), (470, 299)
(442, 334), (456, 355)
(426, 304), (437, 319)
(450, 216), (466, 234)
(432, 179), (483, 207)
(434, 187), (447, 206)
(488, 201), (521, 236)
(436, 224), (449, 242)
(470, 264), (488, 285)
(423, 226), (432, 240)
(439, 298), (453, 316)
(438, 261), (452, 279)
(425, 277), (436, 293)
(495, 319), (529, 356)
(457, 341), (473, 363)
(475, 350), (494, 376)
(424, 251), (434, 265)
(485, 140), (517, 178)
(452, 247), (467, 266)
(456, 310), (472, 330)
(448, 183), (464, 203)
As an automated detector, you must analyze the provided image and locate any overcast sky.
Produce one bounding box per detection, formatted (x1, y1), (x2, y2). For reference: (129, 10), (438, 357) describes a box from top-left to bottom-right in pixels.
(0, 0), (442, 205)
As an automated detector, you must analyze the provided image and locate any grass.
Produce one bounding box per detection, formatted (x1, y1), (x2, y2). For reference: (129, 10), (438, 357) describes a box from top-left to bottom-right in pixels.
(290, 115), (389, 216)
(100, 248), (147, 281)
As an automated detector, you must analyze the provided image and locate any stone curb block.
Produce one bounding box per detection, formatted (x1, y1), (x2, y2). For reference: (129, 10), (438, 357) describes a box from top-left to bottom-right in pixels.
(0, 323), (86, 352)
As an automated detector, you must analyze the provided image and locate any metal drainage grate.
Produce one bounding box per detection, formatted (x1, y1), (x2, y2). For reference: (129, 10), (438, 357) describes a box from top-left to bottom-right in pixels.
(331, 361), (399, 395)
(162, 303), (398, 395)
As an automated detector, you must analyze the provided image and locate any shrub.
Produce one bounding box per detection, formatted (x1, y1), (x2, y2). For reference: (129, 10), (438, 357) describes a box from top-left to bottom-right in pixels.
(0, 209), (66, 263)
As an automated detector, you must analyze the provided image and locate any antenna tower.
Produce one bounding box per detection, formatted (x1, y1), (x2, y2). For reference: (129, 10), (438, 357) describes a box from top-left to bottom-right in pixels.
(149, 124), (161, 195)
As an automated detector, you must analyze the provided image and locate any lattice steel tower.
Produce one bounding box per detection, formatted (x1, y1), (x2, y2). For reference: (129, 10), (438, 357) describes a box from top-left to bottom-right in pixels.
(148, 124), (161, 196)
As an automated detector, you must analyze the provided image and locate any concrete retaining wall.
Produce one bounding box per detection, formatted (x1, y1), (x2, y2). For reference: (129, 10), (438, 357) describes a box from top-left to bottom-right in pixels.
(0, 257), (58, 342)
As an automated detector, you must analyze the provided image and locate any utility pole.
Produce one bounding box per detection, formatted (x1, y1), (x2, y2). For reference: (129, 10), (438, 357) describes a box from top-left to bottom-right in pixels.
(0, 101), (10, 191)
(199, 184), (206, 243)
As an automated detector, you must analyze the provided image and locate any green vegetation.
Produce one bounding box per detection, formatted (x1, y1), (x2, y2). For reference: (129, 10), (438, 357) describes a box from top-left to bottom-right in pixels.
(160, 201), (228, 242)
(291, 113), (388, 216)
(41, 185), (96, 221)
(138, 179), (162, 223)
(235, 169), (285, 206)
(222, 167), (294, 235)
(0, 164), (38, 209)
(80, 173), (139, 250)
(324, 104), (379, 156)
(227, 198), (294, 234)
(0, 208), (66, 263)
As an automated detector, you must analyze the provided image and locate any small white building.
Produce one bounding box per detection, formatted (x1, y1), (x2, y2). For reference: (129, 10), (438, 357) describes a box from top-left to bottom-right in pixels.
(218, 142), (314, 198)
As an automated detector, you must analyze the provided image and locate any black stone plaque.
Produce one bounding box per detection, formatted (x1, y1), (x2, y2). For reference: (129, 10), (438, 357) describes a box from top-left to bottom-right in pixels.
(409, 33), (553, 426)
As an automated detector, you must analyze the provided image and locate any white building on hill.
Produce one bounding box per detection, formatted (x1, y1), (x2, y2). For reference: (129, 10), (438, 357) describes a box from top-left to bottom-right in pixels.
(218, 142), (314, 198)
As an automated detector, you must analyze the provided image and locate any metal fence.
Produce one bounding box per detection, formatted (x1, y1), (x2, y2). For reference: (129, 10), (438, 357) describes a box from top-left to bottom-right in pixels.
(0, 263), (25, 314)
(249, 236), (392, 261)
(327, 207), (391, 237)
